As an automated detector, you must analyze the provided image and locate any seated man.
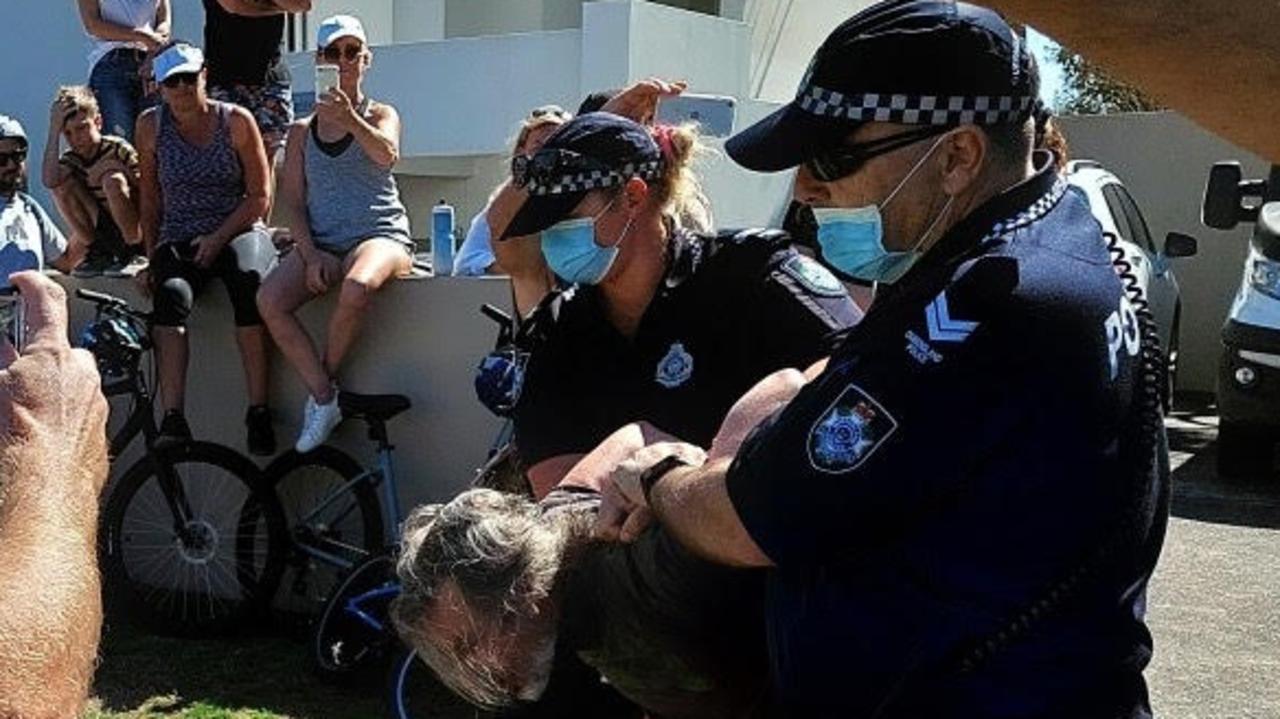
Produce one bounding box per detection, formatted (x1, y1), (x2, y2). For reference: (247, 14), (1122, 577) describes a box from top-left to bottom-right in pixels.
(0, 115), (72, 277)
(136, 42), (275, 454)
(391, 371), (807, 718)
(41, 85), (143, 277)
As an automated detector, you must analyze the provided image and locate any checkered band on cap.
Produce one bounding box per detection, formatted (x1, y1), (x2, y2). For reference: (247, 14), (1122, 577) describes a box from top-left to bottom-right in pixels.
(526, 160), (664, 197)
(797, 85), (1034, 126)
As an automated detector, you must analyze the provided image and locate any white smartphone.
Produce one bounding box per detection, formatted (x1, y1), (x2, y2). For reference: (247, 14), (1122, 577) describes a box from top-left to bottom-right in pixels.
(0, 292), (25, 354)
(655, 93), (737, 137)
(315, 64), (340, 97)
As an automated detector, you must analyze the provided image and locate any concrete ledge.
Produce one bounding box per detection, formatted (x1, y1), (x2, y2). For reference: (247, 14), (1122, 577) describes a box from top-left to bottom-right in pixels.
(62, 272), (512, 511)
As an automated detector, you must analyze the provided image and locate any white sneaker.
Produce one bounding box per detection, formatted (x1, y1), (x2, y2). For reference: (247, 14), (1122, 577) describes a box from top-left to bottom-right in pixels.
(295, 390), (342, 453)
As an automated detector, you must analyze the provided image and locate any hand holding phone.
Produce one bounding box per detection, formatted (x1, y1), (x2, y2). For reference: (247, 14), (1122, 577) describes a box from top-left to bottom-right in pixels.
(315, 64), (340, 98)
(0, 290), (26, 357)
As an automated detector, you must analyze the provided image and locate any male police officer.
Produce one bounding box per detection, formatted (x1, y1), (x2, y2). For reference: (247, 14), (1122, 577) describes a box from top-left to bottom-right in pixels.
(595, 1), (1169, 717)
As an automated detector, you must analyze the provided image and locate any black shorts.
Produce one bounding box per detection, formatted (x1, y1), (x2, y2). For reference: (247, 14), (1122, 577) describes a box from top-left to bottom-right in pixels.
(92, 207), (137, 260)
(150, 241), (263, 328)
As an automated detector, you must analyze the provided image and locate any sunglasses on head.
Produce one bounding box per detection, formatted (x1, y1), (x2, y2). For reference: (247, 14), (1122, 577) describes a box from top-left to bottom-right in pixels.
(529, 105), (570, 121)
(0, 149), (27, 166)
(321, 44), (364, 63)
(805, 124), (951, 183)
(161, 72), (200, 89)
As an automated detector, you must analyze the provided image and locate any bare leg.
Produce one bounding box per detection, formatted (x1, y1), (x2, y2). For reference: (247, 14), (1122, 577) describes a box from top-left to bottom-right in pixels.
(100, 171), (141, 245)
(50, 181), (97, 265)
(257, 250), (339, 401)
(235, 325), (270, 407)
(153, 326), (189, 413)
(325, 239), (411, 376)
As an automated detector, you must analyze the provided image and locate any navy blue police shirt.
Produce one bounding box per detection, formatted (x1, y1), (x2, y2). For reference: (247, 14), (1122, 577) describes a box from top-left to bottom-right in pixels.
(726, 153), (1168, 718)
(514, 228), (862, 466)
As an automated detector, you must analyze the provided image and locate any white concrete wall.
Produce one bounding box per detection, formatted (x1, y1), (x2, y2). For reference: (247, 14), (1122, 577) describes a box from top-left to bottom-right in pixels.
(69, 273), (512, 509)
(1058, 111), (1269, 394)
(742, 0), (875, 101)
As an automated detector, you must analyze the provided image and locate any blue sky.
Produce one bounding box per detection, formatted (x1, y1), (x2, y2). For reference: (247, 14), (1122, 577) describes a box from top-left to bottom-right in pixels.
(1026, 27), (1065, 109)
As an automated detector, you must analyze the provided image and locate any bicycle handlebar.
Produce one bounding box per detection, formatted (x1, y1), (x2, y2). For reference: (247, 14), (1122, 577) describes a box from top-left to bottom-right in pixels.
(480, 303), (512, 327)
(75, 287), (151, 322)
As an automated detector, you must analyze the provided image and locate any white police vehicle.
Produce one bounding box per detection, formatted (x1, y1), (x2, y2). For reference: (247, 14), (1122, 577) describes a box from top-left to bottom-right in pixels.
(1065, 160), (1198, 411)
(1202, 162), (1280, 478)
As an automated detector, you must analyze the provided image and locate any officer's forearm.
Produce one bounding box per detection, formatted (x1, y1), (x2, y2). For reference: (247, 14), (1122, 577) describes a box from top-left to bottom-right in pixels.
(649, 457), (774, 568)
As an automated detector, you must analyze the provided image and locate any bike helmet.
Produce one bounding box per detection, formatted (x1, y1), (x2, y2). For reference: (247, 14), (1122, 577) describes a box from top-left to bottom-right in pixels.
(80, 316), (145, 378)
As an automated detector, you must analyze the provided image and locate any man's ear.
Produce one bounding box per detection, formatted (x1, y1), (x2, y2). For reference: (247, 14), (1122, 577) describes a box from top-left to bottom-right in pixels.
(622, 176), (649, 212)
(939, 126), (987, 196)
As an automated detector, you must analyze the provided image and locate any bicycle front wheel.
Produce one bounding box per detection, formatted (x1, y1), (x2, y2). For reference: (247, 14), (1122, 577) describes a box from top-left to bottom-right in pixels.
(101, 441), (286, 637)
(264, 447), (385, 622)
(313, 553), (398, 682)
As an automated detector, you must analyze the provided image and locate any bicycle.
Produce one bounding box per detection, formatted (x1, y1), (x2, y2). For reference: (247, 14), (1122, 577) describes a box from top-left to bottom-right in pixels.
(78, 287), (286, 637)
(268, 303), (525, 716)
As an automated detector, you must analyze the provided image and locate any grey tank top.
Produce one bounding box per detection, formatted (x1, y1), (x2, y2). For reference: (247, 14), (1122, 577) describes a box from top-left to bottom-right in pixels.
(305, 101), (411, 253)
(158, 101), (244, 245)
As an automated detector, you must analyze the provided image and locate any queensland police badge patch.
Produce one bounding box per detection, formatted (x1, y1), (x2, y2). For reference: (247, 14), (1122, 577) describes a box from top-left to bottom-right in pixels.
(655, 342), (694, 389)
(807, 384), (898, 473)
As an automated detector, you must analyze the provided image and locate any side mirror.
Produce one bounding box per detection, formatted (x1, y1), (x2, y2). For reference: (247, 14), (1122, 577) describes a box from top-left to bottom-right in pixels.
(1164, 232), (1198, 258)
(1202, 162), (1244, 230)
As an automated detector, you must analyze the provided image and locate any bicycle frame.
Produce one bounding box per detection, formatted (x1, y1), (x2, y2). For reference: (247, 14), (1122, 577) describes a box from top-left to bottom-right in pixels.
(346, 582), (402, 634)
(292, 442), (403, 573)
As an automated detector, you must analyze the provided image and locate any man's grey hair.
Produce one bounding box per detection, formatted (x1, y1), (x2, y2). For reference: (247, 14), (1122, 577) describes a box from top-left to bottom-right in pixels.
(390, 488), (590, 708)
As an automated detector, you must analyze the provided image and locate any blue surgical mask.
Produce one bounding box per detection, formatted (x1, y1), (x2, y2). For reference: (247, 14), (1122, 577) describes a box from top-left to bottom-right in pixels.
(812, 135), (953, 284)
(540, 198), (633, 285)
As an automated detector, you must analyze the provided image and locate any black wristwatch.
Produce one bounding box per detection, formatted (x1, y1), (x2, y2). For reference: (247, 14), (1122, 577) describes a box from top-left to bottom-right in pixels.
(639, 454), (692, 504)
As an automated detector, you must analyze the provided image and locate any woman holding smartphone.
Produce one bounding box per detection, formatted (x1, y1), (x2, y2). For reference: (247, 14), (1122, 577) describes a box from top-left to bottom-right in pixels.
(257, 14), (412, 453)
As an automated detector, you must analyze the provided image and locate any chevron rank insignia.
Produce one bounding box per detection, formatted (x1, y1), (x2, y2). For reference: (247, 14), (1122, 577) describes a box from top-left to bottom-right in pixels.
(807, 384), (898, 474)
(925, 290), (979, 344)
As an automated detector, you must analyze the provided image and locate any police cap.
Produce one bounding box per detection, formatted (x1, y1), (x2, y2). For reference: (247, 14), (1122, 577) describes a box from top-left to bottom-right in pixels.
(727, 0), (1039, 172)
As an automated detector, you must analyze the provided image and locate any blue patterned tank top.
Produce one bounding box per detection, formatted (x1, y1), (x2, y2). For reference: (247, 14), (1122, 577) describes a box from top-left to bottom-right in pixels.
(157, 101), (244, 245)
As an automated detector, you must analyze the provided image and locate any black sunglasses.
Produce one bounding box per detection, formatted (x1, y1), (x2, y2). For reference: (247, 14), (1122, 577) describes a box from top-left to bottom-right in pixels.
(321, 44), (364, 63)
(805, 125), (951, 182)
(0, 150), (27, 166)
(161, 72), (200, 89)
(511, 149), (611, 188)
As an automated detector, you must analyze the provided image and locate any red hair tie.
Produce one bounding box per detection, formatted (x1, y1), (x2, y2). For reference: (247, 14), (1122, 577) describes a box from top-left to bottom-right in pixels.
(653, 124), (676, 163)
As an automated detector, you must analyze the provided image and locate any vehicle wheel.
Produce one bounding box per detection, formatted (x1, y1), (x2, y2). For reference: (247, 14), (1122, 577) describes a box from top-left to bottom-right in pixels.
(1216, 420), (1274, 479)
(313, 554), (398, 683)
(1164, 310), (1180, 414)
(101, 441), (286, 637)
(263, 447), (385, 623)
(385, 644), (485, 719)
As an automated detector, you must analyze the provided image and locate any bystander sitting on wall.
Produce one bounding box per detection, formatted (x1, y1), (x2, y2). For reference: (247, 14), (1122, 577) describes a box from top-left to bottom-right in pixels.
(41, 86), (145, 277)
(0, 271), (110, 719)
(135, 41), (276, 454)
(258, 15), (413, 454)
(0, 115), (73, 276)
(77, 0), (171, 142)
(453, 105), (571, 277)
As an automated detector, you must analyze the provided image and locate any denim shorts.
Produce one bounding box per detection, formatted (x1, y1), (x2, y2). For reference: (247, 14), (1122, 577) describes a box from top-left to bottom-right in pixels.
(89, 48), (155, 142)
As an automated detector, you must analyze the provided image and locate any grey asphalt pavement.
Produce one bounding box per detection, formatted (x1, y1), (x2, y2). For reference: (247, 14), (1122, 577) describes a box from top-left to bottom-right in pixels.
(1148, 399), (1280, 718)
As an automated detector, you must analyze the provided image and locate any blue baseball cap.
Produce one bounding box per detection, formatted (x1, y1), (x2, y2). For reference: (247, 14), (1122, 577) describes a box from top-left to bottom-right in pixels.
(727, 0), (1039, 172)
(502, 112), (664, 239)
(153, 43), (205, 83)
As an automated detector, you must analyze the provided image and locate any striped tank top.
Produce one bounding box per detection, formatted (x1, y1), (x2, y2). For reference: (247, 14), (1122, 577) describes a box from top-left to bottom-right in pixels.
(157, 101), (244, 245)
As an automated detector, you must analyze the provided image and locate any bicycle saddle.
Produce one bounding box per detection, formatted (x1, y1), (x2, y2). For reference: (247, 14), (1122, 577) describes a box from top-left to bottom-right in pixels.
(339, 392), (411, 423)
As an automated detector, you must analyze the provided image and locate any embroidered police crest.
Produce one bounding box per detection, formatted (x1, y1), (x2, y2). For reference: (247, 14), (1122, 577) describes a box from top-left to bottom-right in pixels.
(807, 384), (897, 473)
(655, 342), (694, 389)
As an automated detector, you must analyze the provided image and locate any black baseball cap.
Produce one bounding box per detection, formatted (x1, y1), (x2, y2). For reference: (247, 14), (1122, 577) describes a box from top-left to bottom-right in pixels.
(502, 112), (664, 239)
(727, 0), (1039, 172)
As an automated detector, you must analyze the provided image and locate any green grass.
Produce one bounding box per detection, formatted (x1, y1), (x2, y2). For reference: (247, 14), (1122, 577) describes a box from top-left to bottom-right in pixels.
(86, 619), (383, 719)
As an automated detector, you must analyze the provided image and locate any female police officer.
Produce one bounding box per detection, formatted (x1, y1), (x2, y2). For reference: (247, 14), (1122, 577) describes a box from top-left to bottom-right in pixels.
(597, 2), (1169, 717)
(488, 105), (861, 499)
